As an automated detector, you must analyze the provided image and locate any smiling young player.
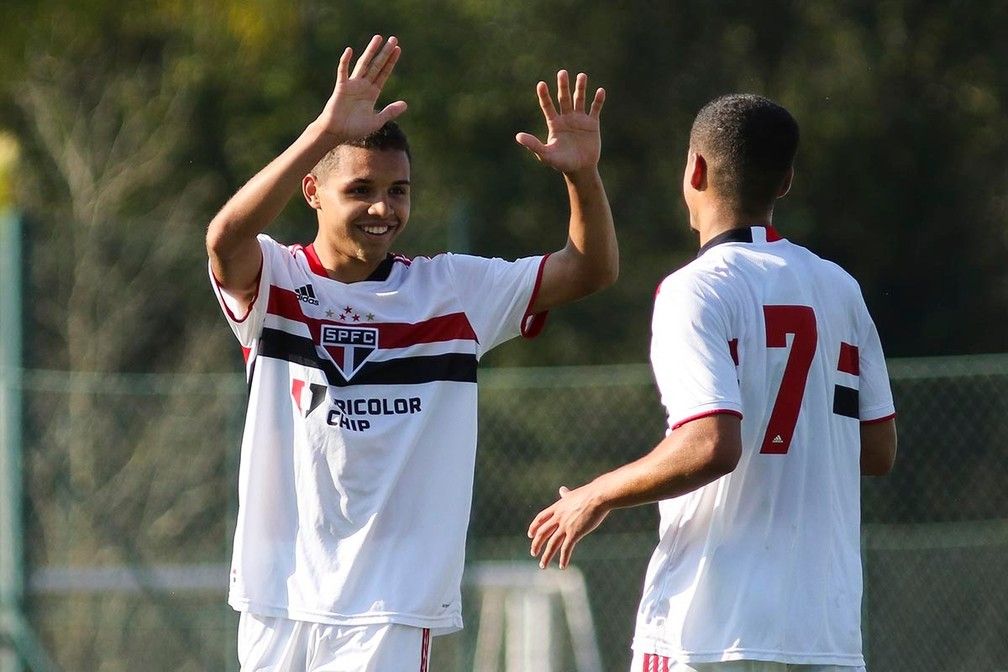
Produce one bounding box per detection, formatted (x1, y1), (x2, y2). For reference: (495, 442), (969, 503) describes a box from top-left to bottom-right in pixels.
(206, 35), (616, 670)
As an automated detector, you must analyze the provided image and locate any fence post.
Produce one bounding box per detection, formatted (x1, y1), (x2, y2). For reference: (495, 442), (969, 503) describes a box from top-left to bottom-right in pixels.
(0, 207), (24, 672)
(0, 210), (61, 672)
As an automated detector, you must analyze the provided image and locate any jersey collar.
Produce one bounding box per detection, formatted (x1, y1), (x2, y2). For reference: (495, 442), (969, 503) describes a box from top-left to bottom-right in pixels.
(303, 244), (396, 282)
(697, 225), (782, 257)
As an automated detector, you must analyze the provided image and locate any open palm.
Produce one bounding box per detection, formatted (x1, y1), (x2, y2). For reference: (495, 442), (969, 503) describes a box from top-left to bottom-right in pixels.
(317, 35), (407, 143)
(516, 70), (605, 174)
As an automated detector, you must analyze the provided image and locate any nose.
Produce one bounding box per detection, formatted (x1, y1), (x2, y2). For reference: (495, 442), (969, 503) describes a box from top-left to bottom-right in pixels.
(368, 197), (392, 218)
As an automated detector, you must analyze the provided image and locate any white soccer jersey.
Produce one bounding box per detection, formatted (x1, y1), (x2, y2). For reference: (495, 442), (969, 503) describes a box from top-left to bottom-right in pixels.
(211, 234), (547, 634)
(633, 225), (895, 666)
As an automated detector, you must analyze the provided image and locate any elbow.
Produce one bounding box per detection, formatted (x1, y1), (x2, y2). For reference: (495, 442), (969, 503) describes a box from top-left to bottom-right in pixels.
(206, 218), (226, 258)
(697, 434), (741, 480)
(860, 419), (898, 476)
(582, 257), (619, 295)
(861, 446), (897, 476)
(206, 214), (239, 259)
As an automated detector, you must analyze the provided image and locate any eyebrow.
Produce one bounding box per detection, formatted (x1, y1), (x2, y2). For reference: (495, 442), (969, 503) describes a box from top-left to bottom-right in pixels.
(345, 178), (411, 186)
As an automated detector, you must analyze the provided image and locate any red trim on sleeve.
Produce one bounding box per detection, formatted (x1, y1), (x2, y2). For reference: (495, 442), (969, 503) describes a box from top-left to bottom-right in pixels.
(671, 409), (743, 430)
(520, 254), (551, 339)
(861, 412), (896, 425)
(211, 259), (262, 324)
(838, 342), (860, 375)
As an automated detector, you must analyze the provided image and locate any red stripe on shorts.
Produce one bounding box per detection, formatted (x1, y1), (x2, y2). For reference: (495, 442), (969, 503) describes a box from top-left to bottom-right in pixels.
(419, 628), (430, 672)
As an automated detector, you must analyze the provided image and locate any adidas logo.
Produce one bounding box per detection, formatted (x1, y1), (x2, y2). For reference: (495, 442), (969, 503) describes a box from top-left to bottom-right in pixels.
(772, 435), (784, 444)
(295, 284), (319, 305)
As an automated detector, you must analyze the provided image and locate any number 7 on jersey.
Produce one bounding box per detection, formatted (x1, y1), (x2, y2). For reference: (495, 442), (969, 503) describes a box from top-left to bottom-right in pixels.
(760, 305), (817, 454)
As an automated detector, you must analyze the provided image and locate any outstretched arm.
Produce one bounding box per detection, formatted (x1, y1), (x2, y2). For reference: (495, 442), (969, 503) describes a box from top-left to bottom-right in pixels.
(516, 70), (618, 313)
(206, 35), (407, 307)
(528, 413), (742, 569)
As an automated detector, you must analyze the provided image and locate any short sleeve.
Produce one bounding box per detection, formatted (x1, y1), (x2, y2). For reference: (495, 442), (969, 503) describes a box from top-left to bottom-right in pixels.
(443, 253), (548, 356)
(650, 273), (744, 431)
(209, 235), (277, 347)
(855, 298), (896, 422)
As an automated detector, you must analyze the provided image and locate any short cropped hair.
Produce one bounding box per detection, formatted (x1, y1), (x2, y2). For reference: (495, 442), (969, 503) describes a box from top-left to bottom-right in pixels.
(689, 94), (799, 216)
(313, 121), (412, 177)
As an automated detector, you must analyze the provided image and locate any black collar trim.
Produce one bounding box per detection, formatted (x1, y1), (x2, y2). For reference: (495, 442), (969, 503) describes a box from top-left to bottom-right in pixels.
(364, 254), (396, 282)
(697, 225), (781, 258)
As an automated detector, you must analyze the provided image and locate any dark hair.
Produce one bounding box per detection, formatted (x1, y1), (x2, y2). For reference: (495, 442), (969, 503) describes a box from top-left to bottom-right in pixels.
(689, 94), (799, 216)
(313, 120), (411, 176)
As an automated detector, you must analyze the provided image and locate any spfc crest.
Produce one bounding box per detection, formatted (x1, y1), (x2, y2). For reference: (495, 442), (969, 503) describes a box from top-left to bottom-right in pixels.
(320, 324), (378, 381)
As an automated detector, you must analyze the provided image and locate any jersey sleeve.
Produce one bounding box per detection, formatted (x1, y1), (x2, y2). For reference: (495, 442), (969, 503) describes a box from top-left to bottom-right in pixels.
(650, 272), (744, 431)
(855, 296), (896, 422)
(208, 235), (278, 347)
(443, 253), (549, 356)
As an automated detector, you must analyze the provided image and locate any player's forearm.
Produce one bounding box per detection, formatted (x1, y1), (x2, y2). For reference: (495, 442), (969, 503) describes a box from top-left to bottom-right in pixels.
(207, 121), (339, 259)
(559, 167), (619, 294)
(590, 435), (733, 511)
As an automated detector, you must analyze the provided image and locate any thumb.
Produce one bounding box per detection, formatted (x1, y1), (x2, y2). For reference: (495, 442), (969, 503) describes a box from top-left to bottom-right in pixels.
(558, 486), (571, 497)
(376, 100), (408, 126)
(515, 132), (547, 157)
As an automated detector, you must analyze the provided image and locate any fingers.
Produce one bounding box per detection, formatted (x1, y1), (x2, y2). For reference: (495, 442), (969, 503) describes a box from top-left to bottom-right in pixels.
(350, 35), (384, 79)
(528, 506), (555, 540)
(589, 87), (606, 118)
(556, 70), (572, 115)
(572, 73), (586, 113)
(376, 100), (408, 125)
(348, 35), (400, 84)
(538, 529), (564, 568)
(515, 131), (547, 158)
(373, 41), (402, 89)
(336, 47), (353, 83)
(558, 486), (571, 496)
(535, 80), (558, 122)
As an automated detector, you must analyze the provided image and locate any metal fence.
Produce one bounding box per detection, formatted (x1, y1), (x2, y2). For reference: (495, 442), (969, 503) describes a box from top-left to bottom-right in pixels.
(3, 355), (1007, 671)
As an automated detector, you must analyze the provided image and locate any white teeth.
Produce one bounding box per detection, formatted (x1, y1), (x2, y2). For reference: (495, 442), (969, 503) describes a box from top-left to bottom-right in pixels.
(361, 224), (391, 235)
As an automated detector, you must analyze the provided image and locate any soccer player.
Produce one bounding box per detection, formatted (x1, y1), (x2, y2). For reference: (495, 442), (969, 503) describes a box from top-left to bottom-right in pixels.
(528, 94), (897, 672)
(205, 35), (615, 670)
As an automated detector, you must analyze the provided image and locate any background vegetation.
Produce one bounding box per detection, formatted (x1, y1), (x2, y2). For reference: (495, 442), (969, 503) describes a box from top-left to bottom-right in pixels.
(1, 1), (1006, 670)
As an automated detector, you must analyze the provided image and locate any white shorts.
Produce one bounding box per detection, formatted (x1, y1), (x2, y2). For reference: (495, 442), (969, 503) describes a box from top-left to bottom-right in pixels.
(238, 613), (431, 672)
(629, 654), (867, 672)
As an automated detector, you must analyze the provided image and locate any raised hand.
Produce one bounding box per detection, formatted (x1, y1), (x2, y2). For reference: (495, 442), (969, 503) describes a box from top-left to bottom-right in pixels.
(516, 70), (605, 175)
(316, 35), (408, 143)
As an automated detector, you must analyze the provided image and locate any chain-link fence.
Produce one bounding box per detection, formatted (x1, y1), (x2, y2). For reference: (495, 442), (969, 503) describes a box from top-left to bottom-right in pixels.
(6, 355), (1008, 671)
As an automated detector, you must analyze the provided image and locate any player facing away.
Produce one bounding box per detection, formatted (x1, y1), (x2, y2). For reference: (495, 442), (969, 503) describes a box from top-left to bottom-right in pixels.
(205, 35), (616, 671)
(528, 94), (897, 672)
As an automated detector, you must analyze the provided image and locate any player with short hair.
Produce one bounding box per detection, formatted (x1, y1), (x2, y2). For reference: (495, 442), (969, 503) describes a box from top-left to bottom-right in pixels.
(529, 93), (897, 672)
(206, 35), (616, 670)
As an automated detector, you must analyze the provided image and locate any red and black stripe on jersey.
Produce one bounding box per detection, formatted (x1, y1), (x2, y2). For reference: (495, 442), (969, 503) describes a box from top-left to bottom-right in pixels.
(255, 285), (479, 387)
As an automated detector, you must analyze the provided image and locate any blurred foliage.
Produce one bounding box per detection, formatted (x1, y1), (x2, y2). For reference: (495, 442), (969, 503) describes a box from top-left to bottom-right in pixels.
(1, 3), (1006, 668)
(2, 0), (1006, 372)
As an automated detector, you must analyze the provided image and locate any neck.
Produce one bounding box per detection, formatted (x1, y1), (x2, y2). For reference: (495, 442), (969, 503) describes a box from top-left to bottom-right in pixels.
(310, 239), (385, 284)
(692, 203), (774, 247)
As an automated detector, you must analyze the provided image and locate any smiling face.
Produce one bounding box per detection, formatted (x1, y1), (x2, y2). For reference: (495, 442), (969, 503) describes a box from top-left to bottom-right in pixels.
(304, 144), (411, 282)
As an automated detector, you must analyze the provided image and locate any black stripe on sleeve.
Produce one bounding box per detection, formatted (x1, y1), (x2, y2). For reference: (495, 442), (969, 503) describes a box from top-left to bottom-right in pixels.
(833, 384), (860, 419)
(259, 328), (477, 387)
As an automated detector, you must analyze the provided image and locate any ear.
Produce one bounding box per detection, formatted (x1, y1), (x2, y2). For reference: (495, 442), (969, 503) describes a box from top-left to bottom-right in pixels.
(777, 166), (794, 199)
(303, 174), (321, 209)
(689, 152), (707, 191)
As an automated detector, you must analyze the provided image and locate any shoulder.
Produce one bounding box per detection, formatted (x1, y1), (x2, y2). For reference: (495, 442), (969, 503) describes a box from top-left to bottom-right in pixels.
(792, 242), (864, 296)
(656, 253), (733, 304)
